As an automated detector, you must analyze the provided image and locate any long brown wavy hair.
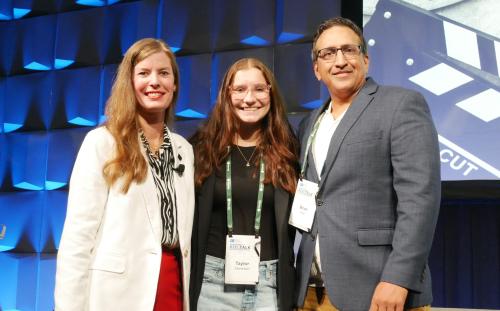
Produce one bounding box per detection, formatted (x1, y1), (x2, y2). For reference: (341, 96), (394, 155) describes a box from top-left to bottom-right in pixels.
(103, 38), (180, 193)
(192, 58), (298, 193)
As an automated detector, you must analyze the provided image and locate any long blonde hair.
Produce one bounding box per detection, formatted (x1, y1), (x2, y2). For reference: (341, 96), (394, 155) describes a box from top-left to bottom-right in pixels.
(103, 38), (180, 193)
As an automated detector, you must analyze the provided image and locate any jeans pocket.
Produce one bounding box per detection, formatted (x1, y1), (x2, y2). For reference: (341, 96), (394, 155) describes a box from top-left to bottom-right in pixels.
(202, 265), (224, 284)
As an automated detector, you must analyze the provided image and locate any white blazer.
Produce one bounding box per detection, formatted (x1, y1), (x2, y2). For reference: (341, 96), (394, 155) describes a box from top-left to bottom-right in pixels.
(54, 126), (195, 311)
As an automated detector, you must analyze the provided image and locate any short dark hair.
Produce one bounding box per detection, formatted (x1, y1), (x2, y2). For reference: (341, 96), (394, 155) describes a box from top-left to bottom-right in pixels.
(311, 17), (367, 61)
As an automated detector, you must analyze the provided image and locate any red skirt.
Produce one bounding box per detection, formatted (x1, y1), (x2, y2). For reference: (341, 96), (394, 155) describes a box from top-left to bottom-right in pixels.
(153, 248), (183, 311)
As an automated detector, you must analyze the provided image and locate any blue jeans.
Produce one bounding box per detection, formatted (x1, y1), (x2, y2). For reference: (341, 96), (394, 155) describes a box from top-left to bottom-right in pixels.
(198, 255), (278, 311)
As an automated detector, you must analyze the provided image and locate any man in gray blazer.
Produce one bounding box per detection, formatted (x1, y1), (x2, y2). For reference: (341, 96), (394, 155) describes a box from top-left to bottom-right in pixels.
(294, 17), (441, 311)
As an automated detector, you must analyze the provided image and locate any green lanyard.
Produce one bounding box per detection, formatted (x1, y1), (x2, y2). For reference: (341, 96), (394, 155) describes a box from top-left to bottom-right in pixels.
(300, 111), (327, 179)
(226, 147), (265, 237)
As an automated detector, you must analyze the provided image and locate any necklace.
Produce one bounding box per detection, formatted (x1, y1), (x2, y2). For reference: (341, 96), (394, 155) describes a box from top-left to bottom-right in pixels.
(140, 130), (163, 156)
(235, 145), (257, 167)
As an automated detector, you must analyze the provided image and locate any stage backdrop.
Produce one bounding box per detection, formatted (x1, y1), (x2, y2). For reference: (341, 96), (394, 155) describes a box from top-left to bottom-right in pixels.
(364, 0), (500, 181)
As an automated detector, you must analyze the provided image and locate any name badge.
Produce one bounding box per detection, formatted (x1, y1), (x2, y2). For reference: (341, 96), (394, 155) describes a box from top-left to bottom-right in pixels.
(225, 235), (261, 286)
(289, 179), (319, 232)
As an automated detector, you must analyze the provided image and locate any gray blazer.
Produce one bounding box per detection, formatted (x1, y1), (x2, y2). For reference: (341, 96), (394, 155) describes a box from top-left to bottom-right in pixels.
(295, 78), (441, 310)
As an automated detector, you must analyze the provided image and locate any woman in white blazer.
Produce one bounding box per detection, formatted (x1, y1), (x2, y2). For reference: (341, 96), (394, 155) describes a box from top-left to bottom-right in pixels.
(54, 38), (194, 311)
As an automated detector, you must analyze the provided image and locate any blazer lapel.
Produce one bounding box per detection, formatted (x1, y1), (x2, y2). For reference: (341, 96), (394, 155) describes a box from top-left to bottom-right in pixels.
(167, 127), (183, 171)
(301, 100), (330, 182)
(273, 187), (289, 251)
(142, 166), (163, 243)
(169, 130), (187, 235)
(306, 148), (320, 182)
(319, 79), (378, 190)
(135, 131), (163, 243)
(197, 174), (215, 249)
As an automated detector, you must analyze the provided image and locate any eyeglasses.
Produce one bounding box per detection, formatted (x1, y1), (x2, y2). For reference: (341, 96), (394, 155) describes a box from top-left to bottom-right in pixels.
(315, 45), (361, 62)
(229, 84), (271, 100)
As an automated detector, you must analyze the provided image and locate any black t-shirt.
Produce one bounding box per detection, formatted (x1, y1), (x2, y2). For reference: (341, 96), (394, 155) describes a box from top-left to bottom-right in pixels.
(206, 145), (278, 261)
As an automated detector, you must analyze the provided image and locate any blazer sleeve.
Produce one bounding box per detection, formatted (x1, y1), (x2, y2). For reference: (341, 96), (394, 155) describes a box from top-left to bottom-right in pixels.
(380, 91), (441, 292)
(54, 129), (111, 310)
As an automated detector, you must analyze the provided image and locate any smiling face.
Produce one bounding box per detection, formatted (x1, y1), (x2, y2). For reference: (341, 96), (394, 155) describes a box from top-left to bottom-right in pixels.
(133, 51), (177, 121)
(230, 67), (271, 127)
(313, 25), (369, 103)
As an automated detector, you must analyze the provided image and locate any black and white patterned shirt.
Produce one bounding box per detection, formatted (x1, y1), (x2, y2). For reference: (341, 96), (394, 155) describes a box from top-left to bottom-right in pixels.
(139, 125), (178, 248)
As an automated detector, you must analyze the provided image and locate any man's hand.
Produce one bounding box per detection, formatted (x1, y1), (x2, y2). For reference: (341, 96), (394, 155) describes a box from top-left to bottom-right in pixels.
(368, 281), (408, 311)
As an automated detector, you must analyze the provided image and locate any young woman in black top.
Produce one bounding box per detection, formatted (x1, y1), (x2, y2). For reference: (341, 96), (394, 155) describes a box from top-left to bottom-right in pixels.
(190, 58), (298, 310)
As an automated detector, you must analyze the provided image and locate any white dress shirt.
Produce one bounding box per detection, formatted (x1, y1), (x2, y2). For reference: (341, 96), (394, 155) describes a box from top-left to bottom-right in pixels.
(311, 101), (346, 275)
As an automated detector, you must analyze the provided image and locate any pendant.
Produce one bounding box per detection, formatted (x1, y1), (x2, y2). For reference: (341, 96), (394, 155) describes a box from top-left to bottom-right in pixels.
(246, 162), (250, 167)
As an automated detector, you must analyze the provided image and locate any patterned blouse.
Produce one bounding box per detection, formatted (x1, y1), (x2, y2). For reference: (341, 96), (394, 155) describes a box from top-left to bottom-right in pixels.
(139, 125), (178, 248)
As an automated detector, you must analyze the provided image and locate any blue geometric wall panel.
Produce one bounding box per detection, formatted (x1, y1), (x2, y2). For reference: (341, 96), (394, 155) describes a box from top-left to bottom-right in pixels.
(211, 48), (274, 105)
(275, 43), (329, 111)
(0, 134), (6, 188)
(55, 6), (106, 68)
(0, 253), (40, 311)
(7, 132), (48, 191)
(236, 0), (274, 47)
(0, 253), (20, 308)
(0, 252), (57, 311)
(46, 128), (90, 190)
(57, 0), (105, 13)
(0, 78), (4, 132)
(0, 1), (13, 20)
(160, 0), (211, 54)
(176, 54), (212, 118)
(175, 119), (204, 140)
(212, 0), (275, 50)
(36, 254), (57, 311)
(18, 15), (56, 73)
(1, 0), (71, 20)
(3, 71), (54, 132)
(52, 66), (101, 128)
(14, 8), (32, 19)
(40, 191), (68, 252)
(12, 0), (55, 18)
(0, 1), (33, 20)
(0, 191), (44, 252)
(276, 0), (341, 44)
(103, 0), (158, 64)
(0, 16), (55, 75)
(100, 63), (119, 124)
(0, 22), (16, 75)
